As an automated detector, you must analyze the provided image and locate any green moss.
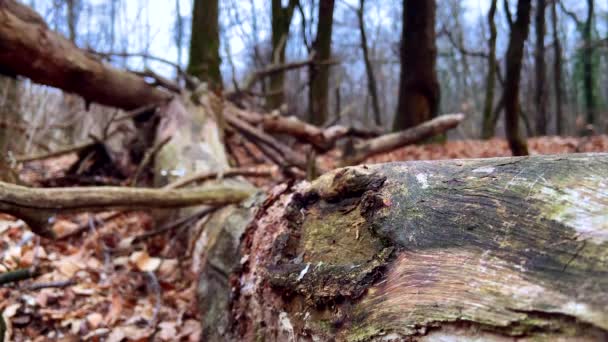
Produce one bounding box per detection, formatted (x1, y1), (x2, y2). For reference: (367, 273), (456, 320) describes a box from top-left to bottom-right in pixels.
(346, 325), (385, 342)
(300, 206), (384, 264)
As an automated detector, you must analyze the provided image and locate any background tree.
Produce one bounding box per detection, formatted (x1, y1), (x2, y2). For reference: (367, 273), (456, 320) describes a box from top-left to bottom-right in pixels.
(504, 0), (532, 155)
(551, 0), (564, 134)
(534, 0), (547, 135)
(481, 0), (499, 139)
(268, 0), (299, 110)
(393, 0), (440, 131)
(356, 0), (382, 127)
(308, 0), (335, 125)
(187, 0), (222, 89)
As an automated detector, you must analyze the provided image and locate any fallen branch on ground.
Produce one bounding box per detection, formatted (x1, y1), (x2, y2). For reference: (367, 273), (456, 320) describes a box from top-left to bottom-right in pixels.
(342, 113), (466, 166)
(227, 104), (380, 151)
(225, 112), (310, 171)
(0, 181), (255, 238)
(27, 279), (75, 290)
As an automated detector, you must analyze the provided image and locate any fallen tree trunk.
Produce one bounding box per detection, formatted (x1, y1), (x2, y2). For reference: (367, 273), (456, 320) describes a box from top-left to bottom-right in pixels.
(342, 113), (465, 165)
(0, 0), (170, 110)
(198, 153), (608, 341)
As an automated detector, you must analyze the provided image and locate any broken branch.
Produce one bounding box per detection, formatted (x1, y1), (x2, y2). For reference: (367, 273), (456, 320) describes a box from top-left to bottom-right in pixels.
(342, 113), (465, 166)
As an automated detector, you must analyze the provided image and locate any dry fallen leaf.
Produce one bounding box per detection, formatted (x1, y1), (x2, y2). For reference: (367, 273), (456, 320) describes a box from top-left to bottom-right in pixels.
(86, 312), (104, 329)
(129, 250), (161, 272)
(157, 321), (178, 340)
(106, 325), (153, 342)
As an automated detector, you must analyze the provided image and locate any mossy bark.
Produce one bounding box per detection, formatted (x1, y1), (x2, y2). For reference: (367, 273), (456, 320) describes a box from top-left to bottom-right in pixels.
(267, 0), (298, 110)
(212, 153), (608, 341)
(187, 0), (222, 89)
(0, 75), (21, 183)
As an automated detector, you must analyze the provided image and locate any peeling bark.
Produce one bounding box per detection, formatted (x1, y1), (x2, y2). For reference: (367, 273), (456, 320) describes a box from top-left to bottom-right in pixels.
(201, 153), (608, 341)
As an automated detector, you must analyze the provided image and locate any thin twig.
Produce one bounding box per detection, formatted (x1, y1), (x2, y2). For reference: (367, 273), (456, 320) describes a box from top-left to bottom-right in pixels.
(15, 129), (121, 163)
(27, 279), (76, 290)
(164, 167), (273, 190)
(133, 207), (217, 243)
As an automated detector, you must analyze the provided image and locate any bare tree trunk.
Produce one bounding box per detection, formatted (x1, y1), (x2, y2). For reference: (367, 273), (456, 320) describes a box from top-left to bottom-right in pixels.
(534, 0), (547, 135)
(308, 0), (335, 126)
(504, 0), (531, 155)
(187, 0), (222, 90)
(201, 153), (608, 341)
(0, 0), (170, 110)
(268, 0), (298, 110)
(65, 0), (77, 43)
(173, 0), (184, 73)
(481, 0), (498, 139)
(393, 0), (440, 131)
(0, 74), (21, 183)
(357, 0), (381, 127)
(551, 0), (564, 135)
(582, 0), (595, 127)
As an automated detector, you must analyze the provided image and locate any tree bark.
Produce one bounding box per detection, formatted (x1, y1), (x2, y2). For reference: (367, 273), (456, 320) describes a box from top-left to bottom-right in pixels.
(481, 0), (499, 139)
(582, 0), (595, 127)
(0, 0), (170, 110)
(200, 153), (608, 341)
(308, 0), (335, 126)
(504, 0), (531, 155)
(357, 0), (381, 127)
(393, 0), (440, 131)
(187, 0), (222, 90)
(268, 0), (298, 110)
(534, 0), (547, 135)
(551, 0), (564, 135)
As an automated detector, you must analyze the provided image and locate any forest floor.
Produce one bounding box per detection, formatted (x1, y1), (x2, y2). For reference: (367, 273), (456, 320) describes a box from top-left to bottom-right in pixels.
(1, 135), (607, 341)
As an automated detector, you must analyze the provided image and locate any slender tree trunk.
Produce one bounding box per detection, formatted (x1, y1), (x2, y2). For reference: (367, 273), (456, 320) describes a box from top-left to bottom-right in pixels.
(534, 0), (547, 135)
(65, 0), (76, 43)
(551, 0), (564, 135)
(504, 0), (531, 156)
(393, 0), (440, 131)
(187, 0), (222, 90)
(582, 0), (595, 127)
(174, 0), (183, 72)
(308, 0), (335, 126)
(481, 0), (498, 139)
(0, 74), (22, 183)
(357, 0), (381, 127)
(267, 0), (297, 110)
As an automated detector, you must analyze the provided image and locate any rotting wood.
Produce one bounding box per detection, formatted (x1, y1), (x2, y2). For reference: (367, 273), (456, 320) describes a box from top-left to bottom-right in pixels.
(200, 153), (608, 341)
